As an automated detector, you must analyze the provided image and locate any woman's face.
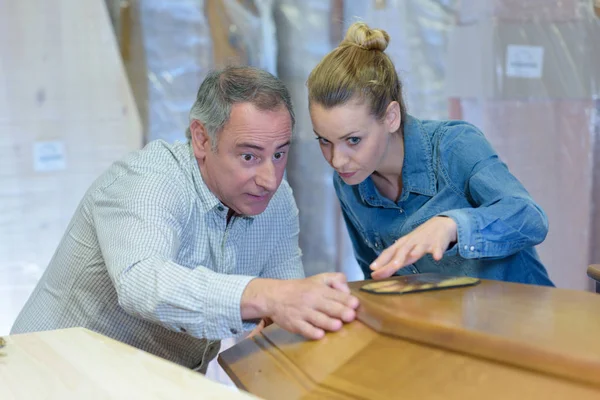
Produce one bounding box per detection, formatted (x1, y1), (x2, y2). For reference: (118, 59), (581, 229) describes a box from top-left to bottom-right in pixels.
(310, 99), (400, 185)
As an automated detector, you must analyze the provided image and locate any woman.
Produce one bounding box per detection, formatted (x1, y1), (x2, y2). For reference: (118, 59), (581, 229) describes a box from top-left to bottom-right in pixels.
(307, 22), (553, 286)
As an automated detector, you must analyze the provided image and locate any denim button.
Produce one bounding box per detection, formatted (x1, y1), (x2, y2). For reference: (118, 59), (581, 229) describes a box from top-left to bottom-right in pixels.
(399, 209), (404, 213)
(470, 246), (475, 251)
(464, 245), (468, 250)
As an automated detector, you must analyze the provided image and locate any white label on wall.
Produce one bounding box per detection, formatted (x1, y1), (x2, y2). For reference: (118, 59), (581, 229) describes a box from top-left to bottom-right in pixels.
(505, 45), (544, 79)
(33, 141), (67, 172)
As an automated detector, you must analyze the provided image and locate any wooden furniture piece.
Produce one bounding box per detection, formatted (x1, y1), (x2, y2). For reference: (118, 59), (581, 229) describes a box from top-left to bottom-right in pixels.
(588, 264), (600, 293)
(0, 327), (257, 399)
(220, 276), (600, 399)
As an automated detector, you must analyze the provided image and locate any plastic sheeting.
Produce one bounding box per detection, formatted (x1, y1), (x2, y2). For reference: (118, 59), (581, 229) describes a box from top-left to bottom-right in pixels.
(344, 0), (457, 121)
(139, 0), (277, 143)
(274, 0), (356, 278)
(447, 0), (600, 290)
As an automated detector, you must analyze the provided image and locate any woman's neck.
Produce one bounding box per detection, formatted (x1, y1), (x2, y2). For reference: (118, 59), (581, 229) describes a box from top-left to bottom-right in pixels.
(372, 131), (405, 201)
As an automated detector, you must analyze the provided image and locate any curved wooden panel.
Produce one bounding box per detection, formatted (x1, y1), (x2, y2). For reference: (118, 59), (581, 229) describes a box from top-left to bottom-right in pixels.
(350, 276), (600, 387)
(220, 321), (600, 400)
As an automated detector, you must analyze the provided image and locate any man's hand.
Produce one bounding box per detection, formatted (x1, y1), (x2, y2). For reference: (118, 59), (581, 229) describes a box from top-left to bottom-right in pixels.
(370, 216), (457, 280)
(241, 273), (359, 340)
(246, 317), (272, 339)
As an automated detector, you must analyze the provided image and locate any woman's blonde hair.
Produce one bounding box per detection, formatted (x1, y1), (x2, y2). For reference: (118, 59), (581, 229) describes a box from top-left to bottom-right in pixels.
(307, 22), (406, 131)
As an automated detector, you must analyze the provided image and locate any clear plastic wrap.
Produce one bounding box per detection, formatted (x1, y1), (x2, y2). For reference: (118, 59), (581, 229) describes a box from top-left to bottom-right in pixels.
(139, 0), (213, 143)
(447, 0), (600, 290)
(140, 0), (277, 144)
(274, 0), (351, 278)
(0, 0), (142, 333)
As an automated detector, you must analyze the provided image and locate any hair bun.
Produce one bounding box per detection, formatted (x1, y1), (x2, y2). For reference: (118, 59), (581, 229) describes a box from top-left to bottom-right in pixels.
(343, 22), (390, 52)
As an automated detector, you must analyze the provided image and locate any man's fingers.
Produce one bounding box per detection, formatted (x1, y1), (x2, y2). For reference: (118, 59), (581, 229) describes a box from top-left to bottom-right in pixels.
(323, 287), (360, 309)
(295, 320), (325, 340)
(306, 311), (343, 333)
(246, 319), (266, 339)
(320, 272), (351, 293)
(316, 297), (357, 322)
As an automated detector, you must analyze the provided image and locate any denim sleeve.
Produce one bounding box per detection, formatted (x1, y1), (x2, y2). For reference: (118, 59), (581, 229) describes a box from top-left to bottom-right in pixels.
(438, 124), (549, 259)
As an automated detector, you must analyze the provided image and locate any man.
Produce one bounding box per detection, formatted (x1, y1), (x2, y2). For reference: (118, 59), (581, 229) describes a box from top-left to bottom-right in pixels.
(11, 66), (358, 373)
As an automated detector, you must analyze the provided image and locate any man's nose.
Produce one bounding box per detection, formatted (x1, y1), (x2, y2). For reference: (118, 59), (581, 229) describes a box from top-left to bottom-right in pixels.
(256, 161), (277, 192)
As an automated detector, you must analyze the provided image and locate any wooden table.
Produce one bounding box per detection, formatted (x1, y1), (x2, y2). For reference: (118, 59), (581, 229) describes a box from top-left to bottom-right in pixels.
(219, 276), (600, 399)
(0, 327), (258, 399)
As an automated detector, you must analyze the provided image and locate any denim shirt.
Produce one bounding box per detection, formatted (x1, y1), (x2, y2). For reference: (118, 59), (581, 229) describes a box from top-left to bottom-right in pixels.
(334, 115), (554, 286)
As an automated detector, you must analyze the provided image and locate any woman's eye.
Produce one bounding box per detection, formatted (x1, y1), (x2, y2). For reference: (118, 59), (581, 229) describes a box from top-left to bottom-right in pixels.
(317, 137), (330, 145)
(348, 137), (361, 145)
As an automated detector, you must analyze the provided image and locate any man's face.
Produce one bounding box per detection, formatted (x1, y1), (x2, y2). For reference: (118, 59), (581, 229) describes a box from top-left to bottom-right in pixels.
(191, 102), (292, 216)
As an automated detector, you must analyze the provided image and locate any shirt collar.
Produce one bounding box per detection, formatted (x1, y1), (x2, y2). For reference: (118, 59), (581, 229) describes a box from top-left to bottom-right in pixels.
(358, 114), (437, 206)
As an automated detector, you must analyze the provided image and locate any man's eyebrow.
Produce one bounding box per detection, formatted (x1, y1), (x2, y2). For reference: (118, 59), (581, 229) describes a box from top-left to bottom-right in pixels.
(235, 141), (291, 151)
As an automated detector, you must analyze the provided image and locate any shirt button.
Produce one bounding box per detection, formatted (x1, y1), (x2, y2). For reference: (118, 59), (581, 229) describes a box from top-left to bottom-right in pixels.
(179, 327), (187, 333)
(230, 328), (238, 335)
(470, 246), (475, 251)
(217, 206), (224, 211)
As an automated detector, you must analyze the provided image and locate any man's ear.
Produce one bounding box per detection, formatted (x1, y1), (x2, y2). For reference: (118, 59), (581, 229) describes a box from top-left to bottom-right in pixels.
(385, 101), (401, 133)
(190, 119), (211, 160)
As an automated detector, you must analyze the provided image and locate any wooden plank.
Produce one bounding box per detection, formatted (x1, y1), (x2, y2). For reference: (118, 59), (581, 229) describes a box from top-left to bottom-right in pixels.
(351, 276), (600, 387)
(0, 328), (258, 399)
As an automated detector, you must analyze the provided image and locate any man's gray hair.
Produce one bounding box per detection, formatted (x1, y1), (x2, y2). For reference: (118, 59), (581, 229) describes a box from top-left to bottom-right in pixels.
(186, 66), (295, 150)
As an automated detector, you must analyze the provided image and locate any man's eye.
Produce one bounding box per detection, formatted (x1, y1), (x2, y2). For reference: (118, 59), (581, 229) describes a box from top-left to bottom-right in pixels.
(273, 152), (285, 160)
(348, 137), (361, 145)
(242, 154), (255, 162)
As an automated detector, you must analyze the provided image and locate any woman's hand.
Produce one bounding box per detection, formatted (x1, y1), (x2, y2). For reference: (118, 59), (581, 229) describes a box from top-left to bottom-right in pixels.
(370, 216), (458, 280)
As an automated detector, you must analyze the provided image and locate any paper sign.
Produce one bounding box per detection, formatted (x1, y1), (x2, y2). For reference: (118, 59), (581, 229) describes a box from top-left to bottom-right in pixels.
(33, 141), (67, 172)
(506, 45), (544, 79)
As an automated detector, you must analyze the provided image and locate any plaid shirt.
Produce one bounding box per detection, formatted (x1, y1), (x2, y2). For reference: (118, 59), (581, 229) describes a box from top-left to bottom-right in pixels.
(11, 140), (304, 370)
